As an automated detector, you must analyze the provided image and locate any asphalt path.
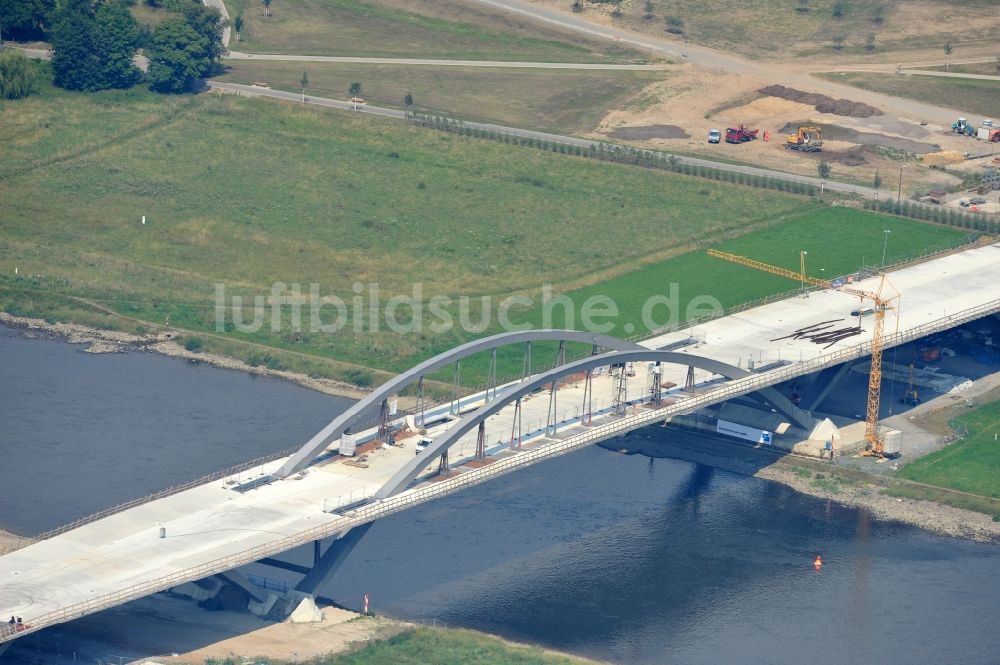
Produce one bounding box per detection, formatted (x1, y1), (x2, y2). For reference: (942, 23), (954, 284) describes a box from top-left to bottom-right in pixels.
(209, 81), (880, 199)
(226, 52), (669, 69)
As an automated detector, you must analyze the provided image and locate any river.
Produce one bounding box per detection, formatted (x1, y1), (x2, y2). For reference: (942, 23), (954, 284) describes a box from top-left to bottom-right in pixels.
(2, 325), (998, 664)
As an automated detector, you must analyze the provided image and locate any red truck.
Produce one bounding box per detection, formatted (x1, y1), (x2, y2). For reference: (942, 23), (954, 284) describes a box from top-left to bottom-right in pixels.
(725, 125), (759, 144)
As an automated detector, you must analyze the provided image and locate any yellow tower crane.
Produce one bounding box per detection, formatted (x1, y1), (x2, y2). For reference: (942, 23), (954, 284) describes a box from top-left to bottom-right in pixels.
(707, 249), (900, 456)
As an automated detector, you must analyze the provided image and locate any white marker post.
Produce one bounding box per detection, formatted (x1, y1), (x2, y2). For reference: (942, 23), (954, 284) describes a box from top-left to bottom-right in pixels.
(142, 216), (146, 225)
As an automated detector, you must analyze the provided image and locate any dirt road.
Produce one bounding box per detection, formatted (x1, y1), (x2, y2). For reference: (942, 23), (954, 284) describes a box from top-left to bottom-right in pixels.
(465, 0), (969, 125)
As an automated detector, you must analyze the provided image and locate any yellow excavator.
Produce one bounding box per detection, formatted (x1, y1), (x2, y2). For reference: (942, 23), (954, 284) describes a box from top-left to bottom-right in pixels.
(786, 126), (823, 152)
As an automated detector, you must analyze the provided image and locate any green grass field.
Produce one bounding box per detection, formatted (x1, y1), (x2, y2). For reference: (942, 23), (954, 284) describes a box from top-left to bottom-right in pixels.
(818, 71), (1000, 119)
(0, 63), (968, 386)
(218, 61), (665, 133)
(898, 395), (1000, 499)
(222, 0), (649, 62)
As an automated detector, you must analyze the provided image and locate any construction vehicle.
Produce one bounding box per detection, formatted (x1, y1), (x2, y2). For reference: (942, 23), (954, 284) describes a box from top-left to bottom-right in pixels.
(725, 125), (759, 144)
(707, 249), (900, 457)
(952, 118), (975, 136)
(785, 126), (823, 152)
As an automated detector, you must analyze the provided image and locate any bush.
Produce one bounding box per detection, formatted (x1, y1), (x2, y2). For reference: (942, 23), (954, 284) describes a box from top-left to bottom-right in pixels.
(0, 51), (38, 99)
(184, 336), (203, 352)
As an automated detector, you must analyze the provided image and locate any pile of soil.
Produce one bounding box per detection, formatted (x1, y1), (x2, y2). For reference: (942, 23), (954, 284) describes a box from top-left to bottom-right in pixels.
(759, 85), (883, 118)
(778, 121), (940, 154)
(605, 124), (690, 139)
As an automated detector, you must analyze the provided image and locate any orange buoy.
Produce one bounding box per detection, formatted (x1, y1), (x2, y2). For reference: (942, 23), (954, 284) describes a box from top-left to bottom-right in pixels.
(814, 555), (823, 568)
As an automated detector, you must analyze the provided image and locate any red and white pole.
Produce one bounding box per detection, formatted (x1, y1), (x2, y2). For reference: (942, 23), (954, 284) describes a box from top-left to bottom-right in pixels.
(363, 593), (369, 615)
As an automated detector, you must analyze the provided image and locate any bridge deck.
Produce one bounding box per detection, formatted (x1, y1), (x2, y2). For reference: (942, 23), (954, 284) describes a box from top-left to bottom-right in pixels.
(2, 242), (999, 641)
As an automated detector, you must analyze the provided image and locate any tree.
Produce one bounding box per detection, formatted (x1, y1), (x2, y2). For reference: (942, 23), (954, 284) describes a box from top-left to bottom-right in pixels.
(873, 170), (882, 190)
(665, 16), (684, 34)
(571, 1), (583, 12)
(943, 41), (953, 70)
(94, 0), (141, 88)
(299, 69), (308, 101)
(0, 0), (55, 41)
(233, 14), (243, 43)
(643, 0), (654, 20)
(182, 3), (226, 68)
(0, 50), (37, 99)
(817, 161), (831, 180)
(865, 32), (876, 52)
(795, 0), (809, 13)
(831, 34), (845, 51)
(146, 17), (209, 93)
(404, 92), (413, 111)
(831, 1), (845, 18)
(871, 4), (884, 24)
(50, 0), (139, 91)
(262, 0), (271, 18)
(349, 81), (362, 98)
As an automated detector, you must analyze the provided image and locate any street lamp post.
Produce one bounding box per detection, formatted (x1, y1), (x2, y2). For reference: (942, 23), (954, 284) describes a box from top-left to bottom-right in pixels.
(881, 229), (891, 267)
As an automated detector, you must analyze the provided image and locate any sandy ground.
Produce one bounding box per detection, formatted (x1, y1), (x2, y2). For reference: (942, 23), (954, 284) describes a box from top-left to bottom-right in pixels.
(591, 64), (978, 194)
(171, 605), (401, 663)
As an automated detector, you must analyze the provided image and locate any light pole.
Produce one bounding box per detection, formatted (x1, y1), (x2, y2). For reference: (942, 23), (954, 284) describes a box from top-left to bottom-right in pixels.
(799, 250), (808, 290)
(881, 229), (891, 267)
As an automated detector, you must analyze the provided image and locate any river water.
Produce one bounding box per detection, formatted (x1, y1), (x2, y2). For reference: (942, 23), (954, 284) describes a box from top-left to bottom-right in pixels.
(2, 325), (999, 664)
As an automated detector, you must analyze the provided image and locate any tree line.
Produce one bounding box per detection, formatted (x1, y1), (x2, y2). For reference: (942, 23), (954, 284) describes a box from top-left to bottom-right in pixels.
(0, 0), (225, 95)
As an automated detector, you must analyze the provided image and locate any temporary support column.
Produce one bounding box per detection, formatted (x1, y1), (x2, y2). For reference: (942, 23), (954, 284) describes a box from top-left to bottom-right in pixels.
(509, 397), (523, 449)
(416, 376), (426, 428)
(437, 449), (450, 475)
(295, 524), (374, 595)
(684, 365), (696, 393)
(556, 339), (566, 367)
(487, 348), (498, 402)
(377, 398), (390, 438)
(475, 420), (486, 460)
(449, 360), (462, 415)
(649, 362), (663, 406)
(613, 364), (628, 416)
(545, 376), (559, 436)
(581, 368), (594, 426)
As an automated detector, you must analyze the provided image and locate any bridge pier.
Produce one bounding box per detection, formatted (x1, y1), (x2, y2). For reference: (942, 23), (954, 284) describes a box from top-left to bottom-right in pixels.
(510, 397), (523, 449)
(294, 524), (374, 595)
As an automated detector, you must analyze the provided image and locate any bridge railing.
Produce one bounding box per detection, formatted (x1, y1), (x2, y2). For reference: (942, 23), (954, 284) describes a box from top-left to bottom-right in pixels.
(4, 297), (1000, 643)
(0, 446), (301, 556)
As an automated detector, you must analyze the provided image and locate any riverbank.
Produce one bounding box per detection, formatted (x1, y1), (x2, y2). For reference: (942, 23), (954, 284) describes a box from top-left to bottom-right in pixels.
(606, 428), (1000, 544)
(0, 313), (370, 401)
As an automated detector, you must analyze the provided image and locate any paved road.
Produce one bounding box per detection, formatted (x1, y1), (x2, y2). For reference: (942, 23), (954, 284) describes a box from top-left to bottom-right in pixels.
(209, 81), (879, 199)
(827, 68), (1000, 82)
(463, 0), (969, 125)
(226, 52), (669, 69)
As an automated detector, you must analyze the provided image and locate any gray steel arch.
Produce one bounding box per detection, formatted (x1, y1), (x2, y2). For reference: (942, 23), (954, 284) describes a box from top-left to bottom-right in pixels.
(374, 349), (749, 499)
(276, 330), (645, 477)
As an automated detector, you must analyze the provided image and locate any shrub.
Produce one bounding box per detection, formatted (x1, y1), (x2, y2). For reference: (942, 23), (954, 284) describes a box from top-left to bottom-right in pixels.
(0, 51), (38, 99)
(184, 336), (204, 352)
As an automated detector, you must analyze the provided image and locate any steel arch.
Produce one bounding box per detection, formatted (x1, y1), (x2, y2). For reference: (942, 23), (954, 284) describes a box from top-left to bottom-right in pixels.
(276, 330), (645, 477)
(374, 349), (750, 499)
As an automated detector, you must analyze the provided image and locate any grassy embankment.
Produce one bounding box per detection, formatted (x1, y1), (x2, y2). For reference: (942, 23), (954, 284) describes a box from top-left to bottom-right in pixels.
(0, 63), (968, 389)
(221, 0), (649, 63)
(204, 626), (598, 665)
(895, 390), (1000, 503)
(217, 61), (665, 135)
(818, 71), (1000, 119)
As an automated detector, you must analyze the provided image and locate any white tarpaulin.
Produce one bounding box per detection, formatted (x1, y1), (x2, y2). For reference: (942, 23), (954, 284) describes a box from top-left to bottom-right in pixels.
(717, 419), (773, 445)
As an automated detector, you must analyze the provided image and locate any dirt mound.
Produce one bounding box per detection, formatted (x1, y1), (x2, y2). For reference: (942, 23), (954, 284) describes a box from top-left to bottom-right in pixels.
(778, 122), (939, 154)
(759, 85), (883, 118)
(922, 151), (966, 166)
(606, 124), (690, 139)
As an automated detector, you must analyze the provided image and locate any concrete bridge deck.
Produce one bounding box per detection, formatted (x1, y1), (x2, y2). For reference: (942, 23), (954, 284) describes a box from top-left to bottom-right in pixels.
(2, 241), (999, 644)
